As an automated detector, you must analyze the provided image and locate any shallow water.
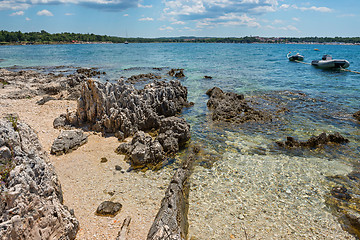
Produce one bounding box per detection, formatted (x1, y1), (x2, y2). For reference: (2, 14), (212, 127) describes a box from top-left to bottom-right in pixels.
(1, 43), (359, 238)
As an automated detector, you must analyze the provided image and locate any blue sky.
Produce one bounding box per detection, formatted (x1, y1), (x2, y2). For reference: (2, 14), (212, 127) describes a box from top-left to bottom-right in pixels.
(1, 0), (360, 37)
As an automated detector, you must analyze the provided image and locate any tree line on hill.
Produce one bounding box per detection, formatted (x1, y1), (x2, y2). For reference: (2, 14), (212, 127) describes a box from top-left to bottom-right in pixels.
(1, 30), (360, 44)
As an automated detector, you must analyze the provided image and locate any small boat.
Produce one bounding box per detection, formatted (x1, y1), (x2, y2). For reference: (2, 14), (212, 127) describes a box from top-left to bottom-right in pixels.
(124, 41), (128, 44)
(311, 55), (350, 69)
(314, 48), (320, 51)
(287, 52), (304, 61)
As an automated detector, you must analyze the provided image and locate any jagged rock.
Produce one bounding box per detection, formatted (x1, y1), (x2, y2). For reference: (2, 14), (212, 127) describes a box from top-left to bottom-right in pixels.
(116, 131), (164, 167)
(168, 69), (185, 78)
(53, 114), (68, 129)
(276, 132), (349, 149)
(64, 79), (190, 138)
(354, 111), (360, 121)
(50, 129), (88, 155)
(156, 117), (191, 153)
(96, 201), (122, 217)
(206, 87), (271, 123)
(147, 147), (199, 240)
(126, 73), (161, 84)
(204, 75), (212, 79)
(0, 119), (79, 239)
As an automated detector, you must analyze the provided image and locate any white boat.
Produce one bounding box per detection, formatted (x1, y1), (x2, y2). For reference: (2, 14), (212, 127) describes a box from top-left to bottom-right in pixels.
(311, 55), (350, 69)
(287, 52), (304, 61)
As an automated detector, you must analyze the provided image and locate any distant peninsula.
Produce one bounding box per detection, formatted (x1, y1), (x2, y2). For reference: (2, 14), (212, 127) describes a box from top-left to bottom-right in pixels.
(1, 30), (360, 45)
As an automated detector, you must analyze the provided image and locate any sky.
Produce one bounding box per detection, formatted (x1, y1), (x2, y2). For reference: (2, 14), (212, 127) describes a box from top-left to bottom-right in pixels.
(1, 0), (360, 38)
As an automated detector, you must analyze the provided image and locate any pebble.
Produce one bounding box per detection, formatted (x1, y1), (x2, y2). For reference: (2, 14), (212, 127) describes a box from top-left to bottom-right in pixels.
(115, 165), (122, 171)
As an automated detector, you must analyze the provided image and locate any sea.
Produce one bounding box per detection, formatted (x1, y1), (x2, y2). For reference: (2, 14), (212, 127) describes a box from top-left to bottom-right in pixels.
(1, 43), (360, 239)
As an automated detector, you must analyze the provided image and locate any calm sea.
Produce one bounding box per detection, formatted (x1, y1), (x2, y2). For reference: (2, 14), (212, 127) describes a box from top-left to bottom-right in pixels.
(1, 43), (359, 238)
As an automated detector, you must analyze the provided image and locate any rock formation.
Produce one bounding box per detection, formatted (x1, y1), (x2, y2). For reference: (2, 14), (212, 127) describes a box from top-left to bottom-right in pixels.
(206, 87), (271, 123)
(0, 118), (79, 239)
(58, 79), (190, 138)
(50, 129), (88, 155)
(276, 132), (349, 149)
(96, 201), (122, 217)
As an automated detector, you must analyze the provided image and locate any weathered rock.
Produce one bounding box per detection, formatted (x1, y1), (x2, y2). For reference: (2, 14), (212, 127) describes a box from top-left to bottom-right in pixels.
(65, 79), (190, 138)
(156, 117), (191, 153)
(0, 119), (79, 239)
(276, 132), (349, 149)
(354, 111), (360, 121)
(53, 114), (68, 129)
(168, 69), (185, 78)
(100, 157), (108, 163)
(50, 129), (88, 155)
(204, 75), (212, 79)
(126, 73), (161, 84)
(96, 201), (122, 217)
(206, 87), (271, 123)
(116, 131), (164, 167)
(147, 146), (199, 240)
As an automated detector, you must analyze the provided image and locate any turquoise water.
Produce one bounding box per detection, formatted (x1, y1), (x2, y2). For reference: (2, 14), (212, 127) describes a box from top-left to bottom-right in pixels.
(1, 43), (360, 238)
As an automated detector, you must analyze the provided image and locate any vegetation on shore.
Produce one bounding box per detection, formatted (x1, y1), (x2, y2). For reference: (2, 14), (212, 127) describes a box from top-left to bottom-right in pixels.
(1, 30), (360, 45)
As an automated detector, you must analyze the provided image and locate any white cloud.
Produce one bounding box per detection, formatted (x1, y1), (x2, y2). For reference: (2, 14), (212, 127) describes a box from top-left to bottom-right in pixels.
(171, 21), (186, 25)
(25, 17), (31, 20)
(285, 4), (333, 13)
(338, 13), (356, 18)
(123, 13), (129, 16)
(65, 12), (74, 15)
(159, 26), (174, 31)
(138, 3), (152, 8)
(292, 17), (300, 21)
(37, 9), (53, 16)
(138, 17), (153, 21)
(10, 10), (24, 16)
(0, 0), (141, 11)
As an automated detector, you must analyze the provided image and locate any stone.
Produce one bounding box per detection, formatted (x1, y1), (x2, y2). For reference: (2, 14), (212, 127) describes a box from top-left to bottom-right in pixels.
(50, 130), (88, 155)
(53, 114), (68, 129)
(96, 201), (122, 217)
(206, 87), (271, 124)
(0, 145), (12, 164)
(115, 165), (122, 171)
(100, 157), (108, 163)
(0, 119), (79, 239)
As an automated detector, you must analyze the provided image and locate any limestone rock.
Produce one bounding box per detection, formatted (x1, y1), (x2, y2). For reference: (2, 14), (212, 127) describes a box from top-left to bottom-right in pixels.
(50, 129), (88, 155)
(0, 119), (79, 239)
(206, 87), (271, 123)
(116, 131), (164, 167)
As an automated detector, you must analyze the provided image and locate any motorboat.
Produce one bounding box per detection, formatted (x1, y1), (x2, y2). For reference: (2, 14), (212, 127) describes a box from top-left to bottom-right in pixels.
(287, 52), (304, 61)
(311, 55), (350, 69)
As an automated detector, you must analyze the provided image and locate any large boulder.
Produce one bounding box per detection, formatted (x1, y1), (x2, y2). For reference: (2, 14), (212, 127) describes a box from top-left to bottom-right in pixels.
(50, 129), (88, 155)
(206, 87), (271, 123)
(0, 119), (79, 239)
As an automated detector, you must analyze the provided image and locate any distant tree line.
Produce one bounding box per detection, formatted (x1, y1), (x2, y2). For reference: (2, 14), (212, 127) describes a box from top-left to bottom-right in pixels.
(1, 30), (360, 44)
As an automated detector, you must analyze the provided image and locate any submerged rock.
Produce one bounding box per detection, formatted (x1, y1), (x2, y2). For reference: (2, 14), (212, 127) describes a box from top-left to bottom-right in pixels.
(96, 201), (122, 217)
(276, 132), (349, 149)
(0, 119), (79, 239)
(206, 87), (271, 123)
(50, 129), (88, 155)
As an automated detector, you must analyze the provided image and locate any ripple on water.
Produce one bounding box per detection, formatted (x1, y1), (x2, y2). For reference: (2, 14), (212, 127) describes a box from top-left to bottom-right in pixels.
(188, 152), (354, 239)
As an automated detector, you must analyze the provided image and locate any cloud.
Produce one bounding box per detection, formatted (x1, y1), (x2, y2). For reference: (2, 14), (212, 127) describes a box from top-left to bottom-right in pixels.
(0, 0), (141, 12)
(123, 13), (128, 16)
(65, 12), (74, 15)
(26, 17), (31, 20)
(138, 3), (152, 8)
(283, 4), (333, 13)
(337, 13), (356, 18)
(10, 10), (24, 16)
(37, 9), (53, 16)
(159, 26), (174, 31)
(171, 21), (186, 25)
(139, 17), (153, 21)
(292, 17), (300, 21)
